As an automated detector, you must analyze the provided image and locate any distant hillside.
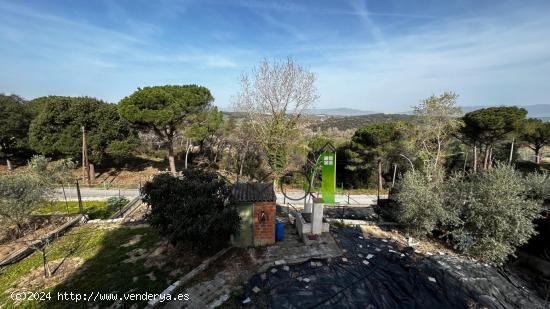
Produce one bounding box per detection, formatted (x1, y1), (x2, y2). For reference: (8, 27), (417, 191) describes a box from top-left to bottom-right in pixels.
(538, 117), (550, 122)
(304, 108), (376, 116)
(461, 104), (550, 117)
(309, 113), (412, 131)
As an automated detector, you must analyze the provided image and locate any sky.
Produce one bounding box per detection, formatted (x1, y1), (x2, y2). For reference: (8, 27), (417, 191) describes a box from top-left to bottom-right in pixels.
(1, 0), (550, 113)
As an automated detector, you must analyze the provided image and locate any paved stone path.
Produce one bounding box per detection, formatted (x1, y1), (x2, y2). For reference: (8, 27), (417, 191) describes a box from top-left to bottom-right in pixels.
(163, 222), (342, 309)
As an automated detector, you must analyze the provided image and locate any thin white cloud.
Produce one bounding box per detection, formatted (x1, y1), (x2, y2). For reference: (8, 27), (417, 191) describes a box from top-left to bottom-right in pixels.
(348, 0), (385, 43)
(311, 7), (550, 111)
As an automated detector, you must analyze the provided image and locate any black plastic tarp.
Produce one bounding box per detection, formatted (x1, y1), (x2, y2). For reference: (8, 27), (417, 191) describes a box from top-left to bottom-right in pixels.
(236, 227), (547, 309)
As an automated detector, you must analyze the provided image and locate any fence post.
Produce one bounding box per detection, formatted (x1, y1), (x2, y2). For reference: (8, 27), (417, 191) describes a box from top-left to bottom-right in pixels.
(61, 183), (69, 214)
(75, 180), (83, 214)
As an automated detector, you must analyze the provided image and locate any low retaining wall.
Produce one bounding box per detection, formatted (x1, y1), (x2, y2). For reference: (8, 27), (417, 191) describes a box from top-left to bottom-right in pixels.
(0, 214), (85, 267)
(292, 210), (329, 240)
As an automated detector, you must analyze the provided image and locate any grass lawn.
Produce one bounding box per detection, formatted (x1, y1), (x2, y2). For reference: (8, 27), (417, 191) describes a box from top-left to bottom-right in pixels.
(0, 224), (204, 308)
(33, 201), (120, 220)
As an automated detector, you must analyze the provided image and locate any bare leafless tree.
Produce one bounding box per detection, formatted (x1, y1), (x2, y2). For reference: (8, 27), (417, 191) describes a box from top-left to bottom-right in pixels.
(232, 57), (319, 177)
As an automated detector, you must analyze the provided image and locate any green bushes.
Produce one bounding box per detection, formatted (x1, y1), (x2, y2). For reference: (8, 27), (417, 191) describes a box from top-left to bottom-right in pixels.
(395, 164), (541, 264)
(395, 169), (450, 238)
(106, 196), (130, 214)
(523, 172), (550, 202)
(141, 169), (240, 253)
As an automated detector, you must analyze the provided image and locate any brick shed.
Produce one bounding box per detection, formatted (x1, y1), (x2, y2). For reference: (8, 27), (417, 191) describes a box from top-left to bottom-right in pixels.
(231, 182), (276, 247)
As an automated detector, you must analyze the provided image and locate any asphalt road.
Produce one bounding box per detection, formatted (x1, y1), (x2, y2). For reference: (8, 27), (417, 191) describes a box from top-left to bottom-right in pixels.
(53, 187), (140, 200)
(54, 187), (381, 205)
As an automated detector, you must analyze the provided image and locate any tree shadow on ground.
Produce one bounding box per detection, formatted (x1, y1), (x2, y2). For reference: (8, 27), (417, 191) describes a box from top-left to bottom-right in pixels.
(8, 224), (205, 308)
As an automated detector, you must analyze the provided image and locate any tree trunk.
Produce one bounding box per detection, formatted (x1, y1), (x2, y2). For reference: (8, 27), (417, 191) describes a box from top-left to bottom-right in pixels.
(483, 145), (490, 170)
(167, 145), (176, 176)
(42, 248), (51, 278)
(392, 164), (397, 187)
(473, 145), (477, 173)
(6, 159), (12, 171)
(509, 139), (515, 164)
(378, 160), (383, 192)
(377, 160), (382, 205)
(185, 139), (191, 170)
(488, 146), (493, 169)
(535, 147), (541, 164)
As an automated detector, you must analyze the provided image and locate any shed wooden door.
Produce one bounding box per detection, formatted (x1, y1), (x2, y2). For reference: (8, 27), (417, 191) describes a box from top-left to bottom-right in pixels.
(235, 203), (253, 247)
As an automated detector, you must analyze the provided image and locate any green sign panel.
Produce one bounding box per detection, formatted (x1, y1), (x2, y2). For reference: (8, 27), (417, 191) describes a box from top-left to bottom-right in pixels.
(321, 152), (336, 204)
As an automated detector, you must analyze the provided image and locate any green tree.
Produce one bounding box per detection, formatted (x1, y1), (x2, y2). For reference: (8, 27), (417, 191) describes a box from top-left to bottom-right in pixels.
(182, 107), (224, 168)
(395, 168), (451, 238)
(0, 173), (50, 236)
(28, 96), (134, 165)
(347, 122), (408, 189)
(461, 107), (527, 170)
(412, 92), (463, 171)
(521, 118), (550, 164)
(119, 85), (214, 175)
(0, 94), (32, 170)
(451, 164), (539, 264)
(396, 164), (540, 264)
(142, 169), (240, 253)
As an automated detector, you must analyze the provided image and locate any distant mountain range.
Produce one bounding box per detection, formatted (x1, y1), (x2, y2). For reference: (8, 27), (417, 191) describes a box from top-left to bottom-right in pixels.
(225, 104), (550, 118)
(305, 104), (550, 118)
(303, 108), (376, 116)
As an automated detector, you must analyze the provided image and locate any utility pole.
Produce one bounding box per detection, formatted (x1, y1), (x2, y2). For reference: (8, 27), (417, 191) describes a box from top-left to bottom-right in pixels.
(81, 126), (91, 186)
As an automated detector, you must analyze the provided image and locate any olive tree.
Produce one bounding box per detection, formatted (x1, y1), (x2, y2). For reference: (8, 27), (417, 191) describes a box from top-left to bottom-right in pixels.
(119, 85), (214, 175)
(396, 164), (540, 264)
(0, 173), (50, 236)
(232, 57), (318, 178)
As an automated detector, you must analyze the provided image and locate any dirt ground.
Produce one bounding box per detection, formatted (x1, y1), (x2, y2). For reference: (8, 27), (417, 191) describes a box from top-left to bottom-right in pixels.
(360, 224), (457, 257)
(0, 216), (72, 261)
(0, 164), (160, 188)
(6, 257), (85, 295)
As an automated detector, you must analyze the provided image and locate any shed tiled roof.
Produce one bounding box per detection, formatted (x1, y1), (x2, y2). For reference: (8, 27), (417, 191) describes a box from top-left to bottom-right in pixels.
(231, 182), (276, 203)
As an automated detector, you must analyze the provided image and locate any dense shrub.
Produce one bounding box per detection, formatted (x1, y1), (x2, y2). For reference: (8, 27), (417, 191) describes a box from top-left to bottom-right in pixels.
(523, 172), (550, 202)
(396, 164), (540, 264)
(106, 196), (129, 213)
(453, 165), (539, 264)
(141, 169), (240, 253)
(395, 169), (450, 238)
(0, 173), (50, 236)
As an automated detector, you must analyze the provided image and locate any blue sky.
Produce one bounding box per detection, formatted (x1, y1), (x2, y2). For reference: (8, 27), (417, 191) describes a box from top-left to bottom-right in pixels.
(1, 0), (549, 113)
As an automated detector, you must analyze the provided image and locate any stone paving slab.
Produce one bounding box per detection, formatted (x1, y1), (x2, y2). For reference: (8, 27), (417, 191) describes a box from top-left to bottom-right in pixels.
(162, 223), (342, 309)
